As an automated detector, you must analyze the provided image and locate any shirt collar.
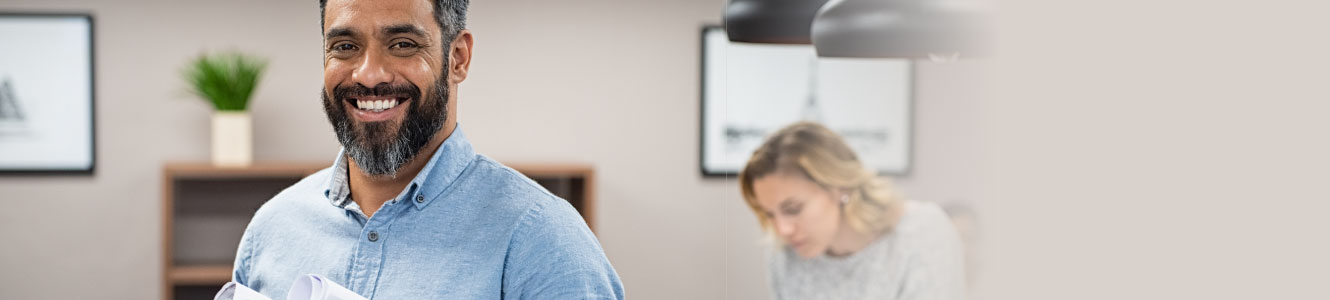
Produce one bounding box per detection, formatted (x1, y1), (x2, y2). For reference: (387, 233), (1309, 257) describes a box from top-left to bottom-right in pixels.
(324, 125), (476, 211)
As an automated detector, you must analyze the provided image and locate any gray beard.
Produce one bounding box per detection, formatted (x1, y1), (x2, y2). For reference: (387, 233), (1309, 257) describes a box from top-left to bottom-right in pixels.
(322, 79), (448, 179)
(344, 120), (425, 178)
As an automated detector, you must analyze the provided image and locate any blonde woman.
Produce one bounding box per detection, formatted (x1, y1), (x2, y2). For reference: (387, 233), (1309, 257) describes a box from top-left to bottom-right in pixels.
(740, 122), (965, 299)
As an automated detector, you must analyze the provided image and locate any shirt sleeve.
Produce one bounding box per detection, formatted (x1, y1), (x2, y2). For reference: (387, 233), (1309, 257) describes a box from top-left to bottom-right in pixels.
(232, 224), (255, 285)
(501, 197), (625, 300)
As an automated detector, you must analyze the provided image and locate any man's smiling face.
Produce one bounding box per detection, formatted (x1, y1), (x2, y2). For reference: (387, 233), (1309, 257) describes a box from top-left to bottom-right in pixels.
(320, 0), (451, 177)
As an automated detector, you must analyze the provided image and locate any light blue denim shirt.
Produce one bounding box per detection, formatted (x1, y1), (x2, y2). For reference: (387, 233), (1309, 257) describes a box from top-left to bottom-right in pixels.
(231, 126), (624, 299)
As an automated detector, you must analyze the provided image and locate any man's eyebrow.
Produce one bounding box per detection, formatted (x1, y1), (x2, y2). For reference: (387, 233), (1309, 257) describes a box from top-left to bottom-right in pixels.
(382, 24), (427, 38)
(325, 27), (358, 40)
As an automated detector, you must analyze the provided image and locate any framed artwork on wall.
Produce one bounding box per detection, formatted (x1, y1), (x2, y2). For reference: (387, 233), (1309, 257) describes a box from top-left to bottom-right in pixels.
(0, 13), (96, 174)
(700, 25), (913, 177)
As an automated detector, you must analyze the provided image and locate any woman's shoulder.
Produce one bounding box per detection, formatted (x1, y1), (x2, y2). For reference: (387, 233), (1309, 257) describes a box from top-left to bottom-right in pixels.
(896, 200), (955, 233)
(892, 200), (964, 252)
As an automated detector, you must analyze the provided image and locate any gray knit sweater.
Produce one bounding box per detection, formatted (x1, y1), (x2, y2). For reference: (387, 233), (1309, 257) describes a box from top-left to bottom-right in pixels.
(768, 200), (966, 300)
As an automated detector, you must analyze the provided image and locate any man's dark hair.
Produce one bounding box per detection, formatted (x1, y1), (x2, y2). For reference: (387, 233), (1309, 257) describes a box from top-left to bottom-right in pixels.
(319, 0), (469, 44)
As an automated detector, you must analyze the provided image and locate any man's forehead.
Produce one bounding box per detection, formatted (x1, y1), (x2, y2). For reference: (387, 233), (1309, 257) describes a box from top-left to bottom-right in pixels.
(324, 0), (438, 34)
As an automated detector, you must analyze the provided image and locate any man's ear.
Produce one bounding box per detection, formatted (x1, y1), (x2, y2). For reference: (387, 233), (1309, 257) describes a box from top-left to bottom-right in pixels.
(447, 29), (474, 84)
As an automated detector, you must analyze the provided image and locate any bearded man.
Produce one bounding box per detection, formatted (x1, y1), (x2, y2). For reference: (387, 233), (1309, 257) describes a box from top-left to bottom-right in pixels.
(230, 1), (624, 298)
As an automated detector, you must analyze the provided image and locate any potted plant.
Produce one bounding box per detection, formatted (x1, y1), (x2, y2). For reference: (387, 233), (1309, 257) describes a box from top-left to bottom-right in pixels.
(184, 51), (267, 167)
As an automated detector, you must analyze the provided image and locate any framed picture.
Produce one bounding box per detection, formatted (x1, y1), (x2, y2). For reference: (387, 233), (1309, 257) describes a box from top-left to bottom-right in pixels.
(700, 25), (913, 177)
(0, 13), (96, 174)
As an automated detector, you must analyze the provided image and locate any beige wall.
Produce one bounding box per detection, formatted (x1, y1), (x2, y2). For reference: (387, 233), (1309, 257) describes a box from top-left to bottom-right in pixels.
(973, 0), (1330, 299)
(0, 0), (985, 299)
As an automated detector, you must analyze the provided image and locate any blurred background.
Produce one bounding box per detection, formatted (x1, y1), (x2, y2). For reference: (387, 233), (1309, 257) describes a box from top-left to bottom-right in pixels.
(0, 0), (984, 299)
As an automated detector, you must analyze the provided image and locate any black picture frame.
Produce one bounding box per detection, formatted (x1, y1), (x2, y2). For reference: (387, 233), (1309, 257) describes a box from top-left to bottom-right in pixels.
(0, 12), (96, 175)
(699, 25), (915, 178)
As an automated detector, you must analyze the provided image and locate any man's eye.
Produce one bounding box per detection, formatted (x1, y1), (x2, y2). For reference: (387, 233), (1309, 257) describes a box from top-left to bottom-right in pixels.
(783, 205), (802, 216)
(331, 43), (357, 52)
(390, 41), (417, 49)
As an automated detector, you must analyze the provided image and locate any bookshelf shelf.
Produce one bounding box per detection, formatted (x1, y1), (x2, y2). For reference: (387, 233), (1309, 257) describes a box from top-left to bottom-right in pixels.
(169, 264), (233, 285)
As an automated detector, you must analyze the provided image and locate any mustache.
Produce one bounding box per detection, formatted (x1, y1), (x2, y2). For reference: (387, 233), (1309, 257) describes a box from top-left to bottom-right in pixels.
(332, 82), (421, 100)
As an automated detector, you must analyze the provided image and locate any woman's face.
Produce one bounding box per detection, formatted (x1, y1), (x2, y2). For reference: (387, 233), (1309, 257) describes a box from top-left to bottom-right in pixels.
(751, 172), (844, 258)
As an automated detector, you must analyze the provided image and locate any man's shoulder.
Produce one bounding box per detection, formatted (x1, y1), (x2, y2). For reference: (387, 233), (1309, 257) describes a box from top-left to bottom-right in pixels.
(457, 155), (588, 229)
(270, 165), (334, 205)
(458, 155), (565, 206)
(247, 166), (338, 227)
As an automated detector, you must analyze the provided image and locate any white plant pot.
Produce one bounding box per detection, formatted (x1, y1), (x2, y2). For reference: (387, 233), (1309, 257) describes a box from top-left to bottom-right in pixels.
(211, 111), (252, 167)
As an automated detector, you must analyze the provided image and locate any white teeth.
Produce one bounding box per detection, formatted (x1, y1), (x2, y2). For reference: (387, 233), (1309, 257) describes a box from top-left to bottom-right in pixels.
(355, 99), (400, 111)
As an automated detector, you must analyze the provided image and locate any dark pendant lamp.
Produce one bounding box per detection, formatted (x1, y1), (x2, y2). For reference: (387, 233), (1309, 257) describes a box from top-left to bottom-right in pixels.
(811, 0), (987, 58)
(725, 0), (831, 44)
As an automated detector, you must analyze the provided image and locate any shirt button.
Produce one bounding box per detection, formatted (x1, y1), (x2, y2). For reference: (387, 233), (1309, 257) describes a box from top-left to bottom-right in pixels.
(415, 195), (425, 203)
(368, 231), (379, 242)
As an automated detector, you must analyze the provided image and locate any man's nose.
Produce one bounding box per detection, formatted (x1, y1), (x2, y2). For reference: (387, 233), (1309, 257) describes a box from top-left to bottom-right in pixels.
(351, 48), (395, 89)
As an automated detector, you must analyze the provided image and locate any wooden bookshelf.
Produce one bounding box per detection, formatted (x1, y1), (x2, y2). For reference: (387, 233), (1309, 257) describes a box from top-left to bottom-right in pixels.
(168, 265), (234, 285)
(160, 162), (324, 300)
(160, 161), (595, 300)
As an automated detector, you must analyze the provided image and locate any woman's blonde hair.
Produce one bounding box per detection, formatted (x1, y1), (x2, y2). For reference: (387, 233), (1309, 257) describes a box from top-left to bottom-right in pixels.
(739, 122), (905, 235)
